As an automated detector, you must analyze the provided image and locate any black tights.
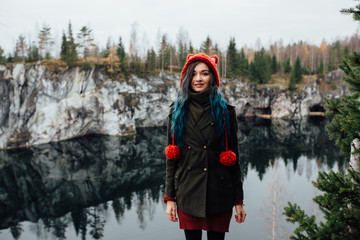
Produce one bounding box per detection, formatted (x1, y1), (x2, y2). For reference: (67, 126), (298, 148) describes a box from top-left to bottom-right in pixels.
(184, 230), (225, 240)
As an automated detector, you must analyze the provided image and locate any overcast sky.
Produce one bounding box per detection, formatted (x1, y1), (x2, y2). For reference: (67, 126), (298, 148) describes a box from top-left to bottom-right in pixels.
(0, 0), (359, 55)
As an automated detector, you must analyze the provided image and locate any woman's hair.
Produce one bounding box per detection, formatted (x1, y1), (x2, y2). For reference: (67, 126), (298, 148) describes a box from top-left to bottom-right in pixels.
(171, 61), (229, 147)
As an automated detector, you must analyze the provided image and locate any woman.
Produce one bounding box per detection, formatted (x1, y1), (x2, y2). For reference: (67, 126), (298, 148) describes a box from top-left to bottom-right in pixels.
(164, 53), (246, 240)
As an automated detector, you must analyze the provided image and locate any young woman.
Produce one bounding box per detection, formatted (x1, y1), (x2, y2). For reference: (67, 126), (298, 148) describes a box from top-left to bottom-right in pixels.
(164, 53), (246, 240)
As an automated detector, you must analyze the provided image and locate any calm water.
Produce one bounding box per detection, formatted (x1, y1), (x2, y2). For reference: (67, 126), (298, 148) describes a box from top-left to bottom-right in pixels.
(0, 118), (344, 240)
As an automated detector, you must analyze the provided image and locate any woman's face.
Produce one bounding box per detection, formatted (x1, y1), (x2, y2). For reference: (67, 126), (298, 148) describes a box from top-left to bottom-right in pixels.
(191, 62), (211, 92)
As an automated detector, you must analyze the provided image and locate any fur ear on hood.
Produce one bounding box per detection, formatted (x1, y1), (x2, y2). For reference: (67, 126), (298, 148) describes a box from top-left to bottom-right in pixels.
(210, 55), (218, 64)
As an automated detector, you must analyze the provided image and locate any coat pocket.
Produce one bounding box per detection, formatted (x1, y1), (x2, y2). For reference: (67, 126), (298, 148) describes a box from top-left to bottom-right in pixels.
(216, 167), (234, 191)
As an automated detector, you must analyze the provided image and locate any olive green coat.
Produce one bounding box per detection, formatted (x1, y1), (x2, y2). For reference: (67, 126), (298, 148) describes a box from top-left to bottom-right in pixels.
(165, 104), (243, 218)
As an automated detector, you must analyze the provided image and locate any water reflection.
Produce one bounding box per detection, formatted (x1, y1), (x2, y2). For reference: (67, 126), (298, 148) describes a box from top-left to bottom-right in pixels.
(238, 117), (344, 180)
(0, 118), (344, 240)
(0, 128), (167, 239)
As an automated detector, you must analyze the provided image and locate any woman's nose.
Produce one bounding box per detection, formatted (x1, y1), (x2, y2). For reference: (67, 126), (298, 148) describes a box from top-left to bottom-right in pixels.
(194, 73), (202, 80)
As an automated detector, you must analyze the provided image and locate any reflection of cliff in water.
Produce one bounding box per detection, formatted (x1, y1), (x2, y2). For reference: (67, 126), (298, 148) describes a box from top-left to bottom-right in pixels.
(0, 127), (167, 239)
(238, 117), (344, 180)
(0, 118), (344, 239)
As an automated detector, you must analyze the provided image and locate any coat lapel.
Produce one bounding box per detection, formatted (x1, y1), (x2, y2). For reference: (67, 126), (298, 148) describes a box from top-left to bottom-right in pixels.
(186, 108), (214, 145)
(187, 111), (206, 145)
(197, 108), (214, 132)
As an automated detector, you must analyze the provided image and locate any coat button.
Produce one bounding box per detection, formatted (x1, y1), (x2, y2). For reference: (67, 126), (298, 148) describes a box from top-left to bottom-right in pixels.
(203, 168), (208, 172)
(211, 122), (214, 126)
(188, 146), (191, 150)
(187, 167), (192, 171)
(203, 145), (207, 149)
(175, 176), (178, 179)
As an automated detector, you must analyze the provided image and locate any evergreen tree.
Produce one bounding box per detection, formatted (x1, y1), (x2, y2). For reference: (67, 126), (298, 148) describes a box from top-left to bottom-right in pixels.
(343, 45), (350, 56)
(158, 34), (170, 71)
(271, 55), (278, 74)
(317, 62), (324, 75)
(7, 53), (14, 63)
(283, 58), (292, 73)
(226, 37), (239, 79)
(103, 38), (112, 58)
(283, 4), (360, 239)
(68, 23), (78, 65)
(200, 35), (213, 55)
(116, 37), (127, 73)
(27, 41), (40, 62)
(146, 48), (156, 75)
(248, 48), (272, 83)
(238, 48), (249, 76)
(177, 41), (187, 70)
(60, 32), (68, 62)
(283, 168), (360, 240)
(289, 56), (303, 89)
(189, 42), (194, 54)
(0, 46), (5, 63)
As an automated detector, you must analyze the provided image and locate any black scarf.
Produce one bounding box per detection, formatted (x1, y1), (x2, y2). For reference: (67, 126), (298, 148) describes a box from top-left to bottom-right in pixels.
(189, 88), (211, 124)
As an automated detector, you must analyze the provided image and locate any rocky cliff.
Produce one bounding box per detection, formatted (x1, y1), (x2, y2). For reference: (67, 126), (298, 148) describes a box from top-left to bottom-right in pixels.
(0, 64), (348, 149)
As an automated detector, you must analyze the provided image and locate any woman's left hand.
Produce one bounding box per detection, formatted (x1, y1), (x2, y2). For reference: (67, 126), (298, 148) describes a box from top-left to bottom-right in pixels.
(235, 205), (246, 223)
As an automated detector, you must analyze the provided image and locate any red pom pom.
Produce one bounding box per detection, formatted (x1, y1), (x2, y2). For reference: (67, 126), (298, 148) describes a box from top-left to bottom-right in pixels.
(219, 150), (236, 166)
(165, 144), (180, 160)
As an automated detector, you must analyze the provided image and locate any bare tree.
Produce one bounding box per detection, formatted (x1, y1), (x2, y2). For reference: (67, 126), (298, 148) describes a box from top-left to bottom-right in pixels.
(129, 22), (139, 60)
(38, 23), (54, 59)
(15, 34), (27, 62)
(77, 25), (95, 61)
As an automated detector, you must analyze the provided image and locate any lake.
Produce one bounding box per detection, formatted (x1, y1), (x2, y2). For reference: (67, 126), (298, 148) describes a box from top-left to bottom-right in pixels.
(0, 117), (345, 240)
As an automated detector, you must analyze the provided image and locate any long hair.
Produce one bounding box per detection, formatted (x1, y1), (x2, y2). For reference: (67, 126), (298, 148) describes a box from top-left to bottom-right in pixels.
(171, 61), (229, 147)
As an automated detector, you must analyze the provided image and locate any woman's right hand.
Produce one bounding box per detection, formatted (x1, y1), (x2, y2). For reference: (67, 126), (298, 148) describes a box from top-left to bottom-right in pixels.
(166, 201), (178, 222)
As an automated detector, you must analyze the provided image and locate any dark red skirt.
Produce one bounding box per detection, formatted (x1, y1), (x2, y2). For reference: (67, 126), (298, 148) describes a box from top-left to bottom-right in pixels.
(177, 208), (233, 232)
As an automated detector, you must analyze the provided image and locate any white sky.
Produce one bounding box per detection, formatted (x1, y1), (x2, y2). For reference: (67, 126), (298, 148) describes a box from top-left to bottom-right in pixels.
(0, 0), (359, 55)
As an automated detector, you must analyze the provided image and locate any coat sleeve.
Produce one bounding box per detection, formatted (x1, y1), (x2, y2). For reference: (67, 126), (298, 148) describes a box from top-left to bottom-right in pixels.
(228, 106), (244, 204)
(164, 106), (178, 201)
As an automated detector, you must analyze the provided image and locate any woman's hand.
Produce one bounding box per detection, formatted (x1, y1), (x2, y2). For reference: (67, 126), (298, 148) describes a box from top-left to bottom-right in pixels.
(166, 201), (178, 222)
(235, 205), (246, 223)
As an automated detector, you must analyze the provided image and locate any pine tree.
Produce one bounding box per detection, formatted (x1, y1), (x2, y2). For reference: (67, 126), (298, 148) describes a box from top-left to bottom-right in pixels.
(249, 48), (272, 83)
(60, 32), (68, 62)
(283, 3), (360, 239)
(226, 37), (239, 79)
(65, 22), (78, 67)
(283, 58), (292, 73)
(27, 41), (40, 62)
(238, 48), (249, 76)
(283, 168), (360, 240)
(343, 45), (350, 56)
(271, 55), (278, 74)
(200, 35), (213, 55)
(189, 42), (194, 54)
(0, 46), (5, 63)
(146, 48), (156, 75)
(116, 37), (127, 73)
(289, 56), (303, 90)
(177, 41), (187, 70)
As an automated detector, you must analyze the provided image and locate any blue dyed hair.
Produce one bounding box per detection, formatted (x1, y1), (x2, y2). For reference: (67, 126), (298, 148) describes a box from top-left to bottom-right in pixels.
(171, 61), (230, 147)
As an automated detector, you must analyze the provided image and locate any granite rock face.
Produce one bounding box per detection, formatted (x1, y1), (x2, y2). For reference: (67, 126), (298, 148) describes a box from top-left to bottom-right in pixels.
(0, 64), (347, 149)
